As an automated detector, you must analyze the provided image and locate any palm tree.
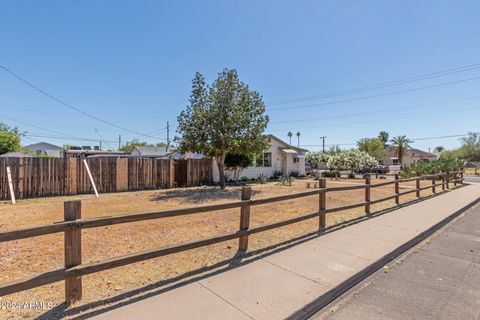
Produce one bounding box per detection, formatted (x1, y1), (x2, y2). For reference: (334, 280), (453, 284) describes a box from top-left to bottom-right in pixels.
(296, 131), (301, 147)
(390, 135), (412, 166)
(378, 131), (389, 146)
(287, 132), (293, 145)
(434, 146), (445, 153)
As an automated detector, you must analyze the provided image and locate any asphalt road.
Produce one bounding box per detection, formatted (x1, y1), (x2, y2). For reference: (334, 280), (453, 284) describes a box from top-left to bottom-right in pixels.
(311, 202), (480, 320)
(464, 176), (480, 184)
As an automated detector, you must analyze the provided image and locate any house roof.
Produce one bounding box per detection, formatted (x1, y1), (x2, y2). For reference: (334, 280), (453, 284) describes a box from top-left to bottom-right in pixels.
(24, 142), (63, 151)
(406, 148), (437, 158)
(0, 152), (33, 157)
(385, 146), (437, 158)
(132, 145), (176, 156)
(267, 134), (308, 153)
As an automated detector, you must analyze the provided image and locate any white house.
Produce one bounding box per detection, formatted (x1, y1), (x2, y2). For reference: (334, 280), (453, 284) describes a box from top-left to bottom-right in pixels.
(24, 142), (63, 158)
(212, 134), (308, 181)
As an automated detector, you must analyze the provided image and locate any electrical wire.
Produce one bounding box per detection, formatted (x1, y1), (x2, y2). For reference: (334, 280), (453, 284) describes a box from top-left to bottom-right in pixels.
(0, 65), (164, 140)
(268, 75), (480, 112)
(268, 62), (480, 106)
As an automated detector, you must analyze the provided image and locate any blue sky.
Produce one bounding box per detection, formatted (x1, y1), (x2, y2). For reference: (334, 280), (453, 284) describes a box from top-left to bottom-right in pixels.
(1, 1), (479, 151)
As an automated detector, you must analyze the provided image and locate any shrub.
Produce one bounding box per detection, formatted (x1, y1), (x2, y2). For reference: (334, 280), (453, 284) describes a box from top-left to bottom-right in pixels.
(277, 175), (292, 186)
(305, 181), (312, 188)
(401, 159), (465, 178)
(256, 173), (269, 184)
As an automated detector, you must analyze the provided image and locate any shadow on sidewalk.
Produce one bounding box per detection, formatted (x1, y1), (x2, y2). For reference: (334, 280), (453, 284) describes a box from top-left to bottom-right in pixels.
(36, 188), (461, 320)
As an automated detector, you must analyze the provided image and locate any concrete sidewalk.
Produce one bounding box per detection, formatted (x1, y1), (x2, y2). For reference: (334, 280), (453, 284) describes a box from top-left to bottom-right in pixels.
(94, 184), (480, 320)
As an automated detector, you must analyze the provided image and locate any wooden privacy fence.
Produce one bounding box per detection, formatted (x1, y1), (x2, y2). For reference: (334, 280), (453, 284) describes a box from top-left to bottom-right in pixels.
(0, 157), (213, 200)
(0, 171), (464, 304)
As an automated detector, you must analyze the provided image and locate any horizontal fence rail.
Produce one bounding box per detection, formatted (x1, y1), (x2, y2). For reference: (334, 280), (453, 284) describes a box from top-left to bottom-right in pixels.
(0, 170), (465, 304)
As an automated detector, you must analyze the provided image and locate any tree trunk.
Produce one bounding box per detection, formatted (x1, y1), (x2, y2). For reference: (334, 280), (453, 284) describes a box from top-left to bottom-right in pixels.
(217, 153), (227, 189)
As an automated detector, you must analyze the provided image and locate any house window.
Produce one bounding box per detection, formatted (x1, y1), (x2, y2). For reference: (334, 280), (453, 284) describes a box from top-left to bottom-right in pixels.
(392, 159), (399, 165)
(256, 152), (272, 167)
(293, 156), (299, 163)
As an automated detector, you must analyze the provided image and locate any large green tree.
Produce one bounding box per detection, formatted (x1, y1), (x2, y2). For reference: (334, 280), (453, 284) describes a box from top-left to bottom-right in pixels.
(459, 132), (480, 161)
(390, 135), (412, 165)
(0, 123), (23, 155)
(177, 69), (269, 188)
(357, 138), (385, 161)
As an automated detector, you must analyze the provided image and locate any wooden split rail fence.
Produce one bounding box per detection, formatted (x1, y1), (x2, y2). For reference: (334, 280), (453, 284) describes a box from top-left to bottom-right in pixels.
(0, 171), (464, 305)
(0, 157), (213, 200)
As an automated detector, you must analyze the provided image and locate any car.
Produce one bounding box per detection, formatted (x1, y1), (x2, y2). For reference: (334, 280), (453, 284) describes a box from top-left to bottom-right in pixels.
(356, 165), (389, 175)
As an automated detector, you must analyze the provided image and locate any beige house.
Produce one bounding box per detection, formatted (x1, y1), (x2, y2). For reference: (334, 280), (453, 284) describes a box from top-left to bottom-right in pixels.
(383, 147), (437, 168)
(213, 134), (308, 181)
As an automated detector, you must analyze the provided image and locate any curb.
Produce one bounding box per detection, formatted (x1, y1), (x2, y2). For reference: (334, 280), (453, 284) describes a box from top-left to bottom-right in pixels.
(287, 192), (480, 320)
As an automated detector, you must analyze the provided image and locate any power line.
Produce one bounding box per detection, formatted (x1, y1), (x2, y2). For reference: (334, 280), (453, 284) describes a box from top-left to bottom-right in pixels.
(271, 30), (480, 95)
(268, 62), (480, 106)
(269, 104), (480, 133)
(0, 113), (117, 144)
(24, 133), (118, 143)
(146, 127), (168, 135)
(0, 65), (164, 140)
(268, 75), (480, 112)
(269, 95), (480, 125)
(301, 134), (471, 148)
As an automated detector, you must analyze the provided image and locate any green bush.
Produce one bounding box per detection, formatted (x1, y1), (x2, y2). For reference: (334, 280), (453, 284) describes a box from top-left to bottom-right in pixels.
(401, 159), (465, 178)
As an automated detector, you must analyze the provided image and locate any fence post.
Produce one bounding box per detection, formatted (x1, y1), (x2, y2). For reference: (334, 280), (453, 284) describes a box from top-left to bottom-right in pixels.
(64, 200), (82, 305)
(239, 186), (251, 252)
(365, 176), (371, 216)
(446, 172), (450, 189)
(394, 174), (400, 205)
(431, 175), (436, 194)
(416, 172), (421, 198)
(318, 178), (326, 232)
(460, 171), (464, 184)
(442, 173), (446, 191)
(453, 171), (457, 187)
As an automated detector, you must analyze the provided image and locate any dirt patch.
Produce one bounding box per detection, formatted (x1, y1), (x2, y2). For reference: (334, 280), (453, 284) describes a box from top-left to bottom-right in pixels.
(0, 178), (440, 319)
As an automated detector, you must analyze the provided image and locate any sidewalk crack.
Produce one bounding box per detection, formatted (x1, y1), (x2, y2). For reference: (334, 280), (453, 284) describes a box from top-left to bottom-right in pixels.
(197, 282), (255, 320)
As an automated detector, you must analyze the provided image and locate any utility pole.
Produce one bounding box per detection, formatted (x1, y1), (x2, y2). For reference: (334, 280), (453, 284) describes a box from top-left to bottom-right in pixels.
(166, 121), (170, 151)
(118, 134), (121, 150)
(320, 136), (326, 153)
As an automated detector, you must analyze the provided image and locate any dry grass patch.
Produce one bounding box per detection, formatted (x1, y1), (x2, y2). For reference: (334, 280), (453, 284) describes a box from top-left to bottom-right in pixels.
(0, 177), (439, 319)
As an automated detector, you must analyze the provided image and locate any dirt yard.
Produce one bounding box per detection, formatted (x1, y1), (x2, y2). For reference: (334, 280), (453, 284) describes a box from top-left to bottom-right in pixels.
(0, 177), (441, 319)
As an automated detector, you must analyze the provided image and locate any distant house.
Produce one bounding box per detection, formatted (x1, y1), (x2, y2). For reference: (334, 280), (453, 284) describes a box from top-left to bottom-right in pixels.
(131, 145), (176, 157)
(213, 134), (308, 181)
(64, 149), (127, 158)
(24, 142), (63, 158)
(383, 147), (437, 167)
(0, 152), (32, 158)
